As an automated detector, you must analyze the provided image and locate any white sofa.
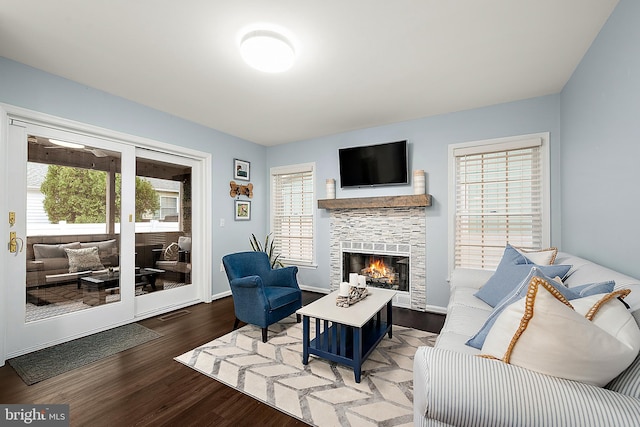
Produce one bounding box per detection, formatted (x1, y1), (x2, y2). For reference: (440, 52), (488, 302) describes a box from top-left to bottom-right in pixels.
(414, 252), (640, 426)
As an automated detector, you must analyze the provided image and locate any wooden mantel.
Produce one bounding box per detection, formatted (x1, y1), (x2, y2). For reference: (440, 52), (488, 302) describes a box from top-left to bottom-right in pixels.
(317, 194), (431, 210)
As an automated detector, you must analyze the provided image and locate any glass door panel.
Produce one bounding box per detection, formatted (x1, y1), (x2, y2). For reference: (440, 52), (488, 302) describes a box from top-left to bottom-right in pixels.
(5, 120), (136, 360)
(133, 149), (199, 316)
(135, 157), (192, 295)
(25, 135), (123, 321)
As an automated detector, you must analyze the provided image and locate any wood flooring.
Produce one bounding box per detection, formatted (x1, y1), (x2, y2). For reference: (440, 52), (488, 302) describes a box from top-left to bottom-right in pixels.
(0, 292), (445, 427)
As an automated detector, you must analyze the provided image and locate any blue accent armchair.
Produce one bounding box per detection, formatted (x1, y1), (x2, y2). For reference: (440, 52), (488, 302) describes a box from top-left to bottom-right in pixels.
(222, 251), (302, 342)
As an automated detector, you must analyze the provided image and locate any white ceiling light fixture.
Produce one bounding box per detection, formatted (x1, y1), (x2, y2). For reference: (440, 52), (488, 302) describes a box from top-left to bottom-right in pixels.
(240, 29), (295, 73)
(49, 138), (85, 149)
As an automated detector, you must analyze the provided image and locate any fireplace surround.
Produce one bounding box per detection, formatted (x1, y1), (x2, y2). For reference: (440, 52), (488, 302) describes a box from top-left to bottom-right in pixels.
(328, 206), (426, 310)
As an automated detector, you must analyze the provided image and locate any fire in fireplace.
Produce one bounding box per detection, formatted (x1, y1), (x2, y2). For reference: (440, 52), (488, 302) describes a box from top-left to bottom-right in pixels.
(342, 252), (409, 292)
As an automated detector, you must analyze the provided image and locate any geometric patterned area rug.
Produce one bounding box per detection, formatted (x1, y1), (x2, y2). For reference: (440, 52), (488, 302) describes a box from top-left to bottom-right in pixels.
(175, 315), (437, 426)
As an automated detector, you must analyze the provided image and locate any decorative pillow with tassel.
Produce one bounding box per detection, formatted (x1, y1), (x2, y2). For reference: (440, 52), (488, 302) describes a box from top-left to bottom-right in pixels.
(480, 276), (640, 387)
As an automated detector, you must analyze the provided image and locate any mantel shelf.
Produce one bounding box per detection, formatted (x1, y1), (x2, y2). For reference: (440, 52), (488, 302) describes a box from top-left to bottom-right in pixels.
(317, 194), (431, 210)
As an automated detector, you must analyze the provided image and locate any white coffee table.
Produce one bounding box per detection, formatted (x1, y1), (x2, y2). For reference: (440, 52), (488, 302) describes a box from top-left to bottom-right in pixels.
(297, 288), (396, 383)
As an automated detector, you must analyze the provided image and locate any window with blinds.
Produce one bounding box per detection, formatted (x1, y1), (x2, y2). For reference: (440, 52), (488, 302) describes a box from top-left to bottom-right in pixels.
(453, 136), (547, 270)
(271, 163), (315, 265)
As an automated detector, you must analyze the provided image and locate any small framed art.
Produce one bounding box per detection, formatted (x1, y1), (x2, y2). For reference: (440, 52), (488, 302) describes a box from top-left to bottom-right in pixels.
(234, 200), (251, 221)
(234, 158), (250, 181)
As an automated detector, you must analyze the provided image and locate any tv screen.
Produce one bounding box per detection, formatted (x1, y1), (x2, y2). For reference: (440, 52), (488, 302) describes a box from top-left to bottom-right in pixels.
(339, 140), (408, 188)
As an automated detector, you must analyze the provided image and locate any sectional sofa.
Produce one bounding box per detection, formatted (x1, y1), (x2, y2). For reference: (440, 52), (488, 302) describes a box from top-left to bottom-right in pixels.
(26, 235), (119, 289)
(414, 249), (640, 426)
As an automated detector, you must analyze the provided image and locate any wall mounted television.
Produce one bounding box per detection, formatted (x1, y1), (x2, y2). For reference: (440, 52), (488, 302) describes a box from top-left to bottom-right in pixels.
(339, 140), (408, 188)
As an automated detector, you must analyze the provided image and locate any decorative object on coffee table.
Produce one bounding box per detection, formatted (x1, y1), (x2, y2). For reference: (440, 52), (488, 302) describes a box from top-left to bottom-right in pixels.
(336, 282), (368, 307)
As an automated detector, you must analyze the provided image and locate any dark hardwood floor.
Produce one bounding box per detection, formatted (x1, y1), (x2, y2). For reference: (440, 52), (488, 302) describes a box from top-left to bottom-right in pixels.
(0, 291), (445, 427)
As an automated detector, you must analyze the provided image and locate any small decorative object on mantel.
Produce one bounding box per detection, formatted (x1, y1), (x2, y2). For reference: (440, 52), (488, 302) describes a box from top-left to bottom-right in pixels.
(326, 178), (336, 199)
(413, 170), (426, 195)
(336, 274), (369, 307)
(230, 181), (253, 198)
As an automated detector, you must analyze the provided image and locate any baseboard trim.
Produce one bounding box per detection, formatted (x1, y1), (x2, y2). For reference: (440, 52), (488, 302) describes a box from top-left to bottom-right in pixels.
(299, 285), (330, 294)
(211, 290), (232, 301)
(424, 304), (447, 315)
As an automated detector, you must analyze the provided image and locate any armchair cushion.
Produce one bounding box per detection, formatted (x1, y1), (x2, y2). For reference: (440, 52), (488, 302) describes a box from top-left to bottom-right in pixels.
(264, 286), (301, 310)
(178, 236), (191, 252)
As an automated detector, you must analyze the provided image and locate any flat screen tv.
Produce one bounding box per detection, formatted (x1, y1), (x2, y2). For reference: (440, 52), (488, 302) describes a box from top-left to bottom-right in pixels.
(339, 140), (408, 188)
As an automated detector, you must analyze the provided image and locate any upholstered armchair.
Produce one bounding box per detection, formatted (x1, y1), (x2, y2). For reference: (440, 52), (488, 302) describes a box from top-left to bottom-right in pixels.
(154, 236), (191, 283)
(222, 251), (302, 342)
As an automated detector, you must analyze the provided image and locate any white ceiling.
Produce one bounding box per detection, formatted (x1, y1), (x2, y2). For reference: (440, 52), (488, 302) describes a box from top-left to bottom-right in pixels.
(0, 1), (618, 146)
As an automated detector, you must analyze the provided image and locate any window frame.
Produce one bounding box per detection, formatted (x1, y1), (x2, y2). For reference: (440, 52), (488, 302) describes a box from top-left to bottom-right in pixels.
(447, 133), (551, 275)
(270, 162), (316, 267)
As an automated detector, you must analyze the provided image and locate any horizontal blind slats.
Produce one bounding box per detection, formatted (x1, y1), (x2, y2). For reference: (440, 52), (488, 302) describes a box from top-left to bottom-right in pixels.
(272, 167), (314, 264)
(455, 144), (543, 269)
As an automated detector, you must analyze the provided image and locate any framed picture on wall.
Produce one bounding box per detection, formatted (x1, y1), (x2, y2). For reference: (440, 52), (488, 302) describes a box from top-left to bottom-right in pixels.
(234, 200), (251, 221)
(234, 158), (250, 181)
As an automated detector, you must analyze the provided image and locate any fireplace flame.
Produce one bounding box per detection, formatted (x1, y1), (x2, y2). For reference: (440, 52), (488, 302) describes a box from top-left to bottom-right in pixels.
(362, 259), (394, 283)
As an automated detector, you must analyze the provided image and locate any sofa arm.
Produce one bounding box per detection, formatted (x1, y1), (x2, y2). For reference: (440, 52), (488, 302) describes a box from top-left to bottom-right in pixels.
(449, 268), (494, 291)
(414, 346), (640, 427)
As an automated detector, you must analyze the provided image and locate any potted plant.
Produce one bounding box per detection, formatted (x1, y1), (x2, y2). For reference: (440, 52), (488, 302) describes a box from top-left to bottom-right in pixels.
(250, 233), (284, 268)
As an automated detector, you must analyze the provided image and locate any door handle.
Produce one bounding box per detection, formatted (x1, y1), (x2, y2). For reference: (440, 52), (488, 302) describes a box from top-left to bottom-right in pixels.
(9, 232), (23, 253)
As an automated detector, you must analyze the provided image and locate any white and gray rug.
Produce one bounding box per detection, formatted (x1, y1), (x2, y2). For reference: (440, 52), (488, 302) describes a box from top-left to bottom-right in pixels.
(175, 316), (437, 426)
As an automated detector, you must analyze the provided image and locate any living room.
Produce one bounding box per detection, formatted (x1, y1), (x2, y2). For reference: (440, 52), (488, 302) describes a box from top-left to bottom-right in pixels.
(1, 0), (639, 425)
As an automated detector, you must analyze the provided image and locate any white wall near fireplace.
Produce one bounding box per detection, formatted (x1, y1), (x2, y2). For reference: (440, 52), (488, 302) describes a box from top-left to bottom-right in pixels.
(329, 207), (426, 311)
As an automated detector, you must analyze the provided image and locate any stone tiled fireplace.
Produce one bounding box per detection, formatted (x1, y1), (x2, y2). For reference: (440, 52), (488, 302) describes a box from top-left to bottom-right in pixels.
(328, 206), (426, 310)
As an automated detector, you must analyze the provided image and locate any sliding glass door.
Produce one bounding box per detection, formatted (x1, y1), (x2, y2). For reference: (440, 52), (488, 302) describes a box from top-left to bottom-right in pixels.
(4, 117), (206, 358)
(5, 121), (136, 356)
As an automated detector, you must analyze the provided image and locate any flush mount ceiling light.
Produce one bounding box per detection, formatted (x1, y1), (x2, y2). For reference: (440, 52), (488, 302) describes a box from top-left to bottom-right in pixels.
(240, 30), (295, 73)
(49, 138), (85, 149)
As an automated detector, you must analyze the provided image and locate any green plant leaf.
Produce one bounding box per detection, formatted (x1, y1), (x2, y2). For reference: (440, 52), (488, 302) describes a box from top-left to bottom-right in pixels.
(250, 233), (283, 268)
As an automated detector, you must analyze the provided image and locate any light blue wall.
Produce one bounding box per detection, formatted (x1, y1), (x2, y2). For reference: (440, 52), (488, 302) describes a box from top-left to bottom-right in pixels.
(6, 0), (635, 310)
(268, 95), (561, 308)
(560, 0), (640, 279)
(0, 57), (268, 295)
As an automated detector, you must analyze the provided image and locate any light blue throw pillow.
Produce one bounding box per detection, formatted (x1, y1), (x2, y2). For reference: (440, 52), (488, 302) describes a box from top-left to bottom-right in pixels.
(473, 244), (571, 307)
(570, 280), (617, 297)
(466, 267), (615, 349)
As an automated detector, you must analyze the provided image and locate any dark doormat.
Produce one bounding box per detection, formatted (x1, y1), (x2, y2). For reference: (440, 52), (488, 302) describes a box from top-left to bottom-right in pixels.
(8, 323), (162, 385)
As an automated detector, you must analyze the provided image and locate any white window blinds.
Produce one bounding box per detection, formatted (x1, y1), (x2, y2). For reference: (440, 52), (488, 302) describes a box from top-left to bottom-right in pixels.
(271, 164), (315, 265)
(454, 138), (543, 270)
